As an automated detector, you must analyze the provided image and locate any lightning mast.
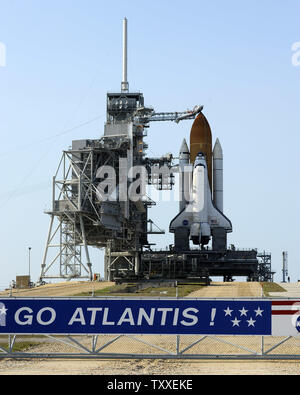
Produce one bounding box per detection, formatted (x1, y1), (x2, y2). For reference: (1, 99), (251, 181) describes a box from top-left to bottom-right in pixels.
(121, 18), (129, 93)
(282, 251), (288, 283)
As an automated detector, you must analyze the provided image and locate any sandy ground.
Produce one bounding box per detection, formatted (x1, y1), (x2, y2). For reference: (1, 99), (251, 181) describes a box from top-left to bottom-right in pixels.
(1, 281), (300, 375)
(269, 282), (300, 298)
(187, 281), (263, 298)
(0, 281), (115, 298)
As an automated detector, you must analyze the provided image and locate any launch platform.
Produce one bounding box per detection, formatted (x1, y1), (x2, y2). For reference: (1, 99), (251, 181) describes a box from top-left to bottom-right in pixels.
(111, 248), (262, 285)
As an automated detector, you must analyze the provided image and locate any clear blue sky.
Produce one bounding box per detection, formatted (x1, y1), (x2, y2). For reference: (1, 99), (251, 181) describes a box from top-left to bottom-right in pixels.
(0, 0), (299, 288)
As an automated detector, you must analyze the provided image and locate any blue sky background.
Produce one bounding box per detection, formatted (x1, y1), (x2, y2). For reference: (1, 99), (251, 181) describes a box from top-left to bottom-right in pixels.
(0, 0), (299, 288)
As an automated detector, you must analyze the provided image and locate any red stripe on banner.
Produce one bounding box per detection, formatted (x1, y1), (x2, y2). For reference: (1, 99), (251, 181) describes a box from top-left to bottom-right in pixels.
(272, 310), (300, 315)
(272, 301), (300, 306)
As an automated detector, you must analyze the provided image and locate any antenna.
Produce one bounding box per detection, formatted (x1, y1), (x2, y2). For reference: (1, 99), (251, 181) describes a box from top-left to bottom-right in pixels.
(121, 17), (129, 92)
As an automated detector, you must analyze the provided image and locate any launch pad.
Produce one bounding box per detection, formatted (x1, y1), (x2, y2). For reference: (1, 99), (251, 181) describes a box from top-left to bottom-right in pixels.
(111, 248), (261, 285)
(39, 19), (274, 285)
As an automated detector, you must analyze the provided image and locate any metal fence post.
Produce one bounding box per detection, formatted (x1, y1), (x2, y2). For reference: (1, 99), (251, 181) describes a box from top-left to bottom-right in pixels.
(176, 335), (180, 355)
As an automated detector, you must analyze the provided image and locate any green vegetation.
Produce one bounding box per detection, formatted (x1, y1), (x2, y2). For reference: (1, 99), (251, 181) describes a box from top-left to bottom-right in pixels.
(0, 341), (39, 352)
(138, 284), (204, 297)
(75, 284), (136, 297)
(76, 283), (204, 298)
(260, 282), (287, 296)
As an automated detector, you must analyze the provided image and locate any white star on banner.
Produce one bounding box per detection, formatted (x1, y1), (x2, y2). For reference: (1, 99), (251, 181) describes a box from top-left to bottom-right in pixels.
(0, 305), (7, 315)
(224, 307), (233, 316)
(254, 307), (264, 317)
(239, 307), (248, 317)
(247, 317), (256, 327)
(231, 317), (241, 327)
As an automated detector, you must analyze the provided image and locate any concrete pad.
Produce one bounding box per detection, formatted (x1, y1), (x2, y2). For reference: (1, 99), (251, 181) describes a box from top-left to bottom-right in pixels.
(269, 283), (300, 298)
(187, 281), (263, 298)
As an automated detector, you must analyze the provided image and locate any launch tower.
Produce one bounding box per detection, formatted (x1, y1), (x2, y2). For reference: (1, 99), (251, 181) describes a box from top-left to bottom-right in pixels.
(39, 19), (273, 284)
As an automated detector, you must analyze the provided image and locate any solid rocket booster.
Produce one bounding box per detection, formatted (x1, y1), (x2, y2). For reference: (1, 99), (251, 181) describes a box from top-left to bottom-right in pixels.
(213, 138), (223, 212)
(179, 139), (191, 212)
(190, 113), (213, 189)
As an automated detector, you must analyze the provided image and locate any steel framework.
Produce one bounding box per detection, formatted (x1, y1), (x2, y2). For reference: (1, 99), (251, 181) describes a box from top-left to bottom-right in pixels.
(1, 333), (300, 360)
(40, 145), (121, 281)
(257, 252), (274, 282)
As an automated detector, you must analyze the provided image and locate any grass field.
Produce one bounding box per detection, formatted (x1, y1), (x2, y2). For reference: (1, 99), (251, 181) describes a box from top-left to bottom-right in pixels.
(0, 342), (39, 352)
(260, 282), (287, 296)
(76, 283), (205, 298)
(75, 282), (289, 298)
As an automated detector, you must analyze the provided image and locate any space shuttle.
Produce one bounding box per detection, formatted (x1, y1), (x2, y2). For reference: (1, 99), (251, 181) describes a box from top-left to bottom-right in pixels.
(170, 113), (232, 251)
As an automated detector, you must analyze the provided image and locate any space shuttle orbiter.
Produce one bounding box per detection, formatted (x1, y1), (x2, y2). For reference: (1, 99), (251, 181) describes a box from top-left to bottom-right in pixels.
(169, 113), (232, 251)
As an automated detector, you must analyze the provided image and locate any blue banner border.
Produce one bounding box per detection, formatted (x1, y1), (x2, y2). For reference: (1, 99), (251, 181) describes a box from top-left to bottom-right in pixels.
(0, 297), (272, 336)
